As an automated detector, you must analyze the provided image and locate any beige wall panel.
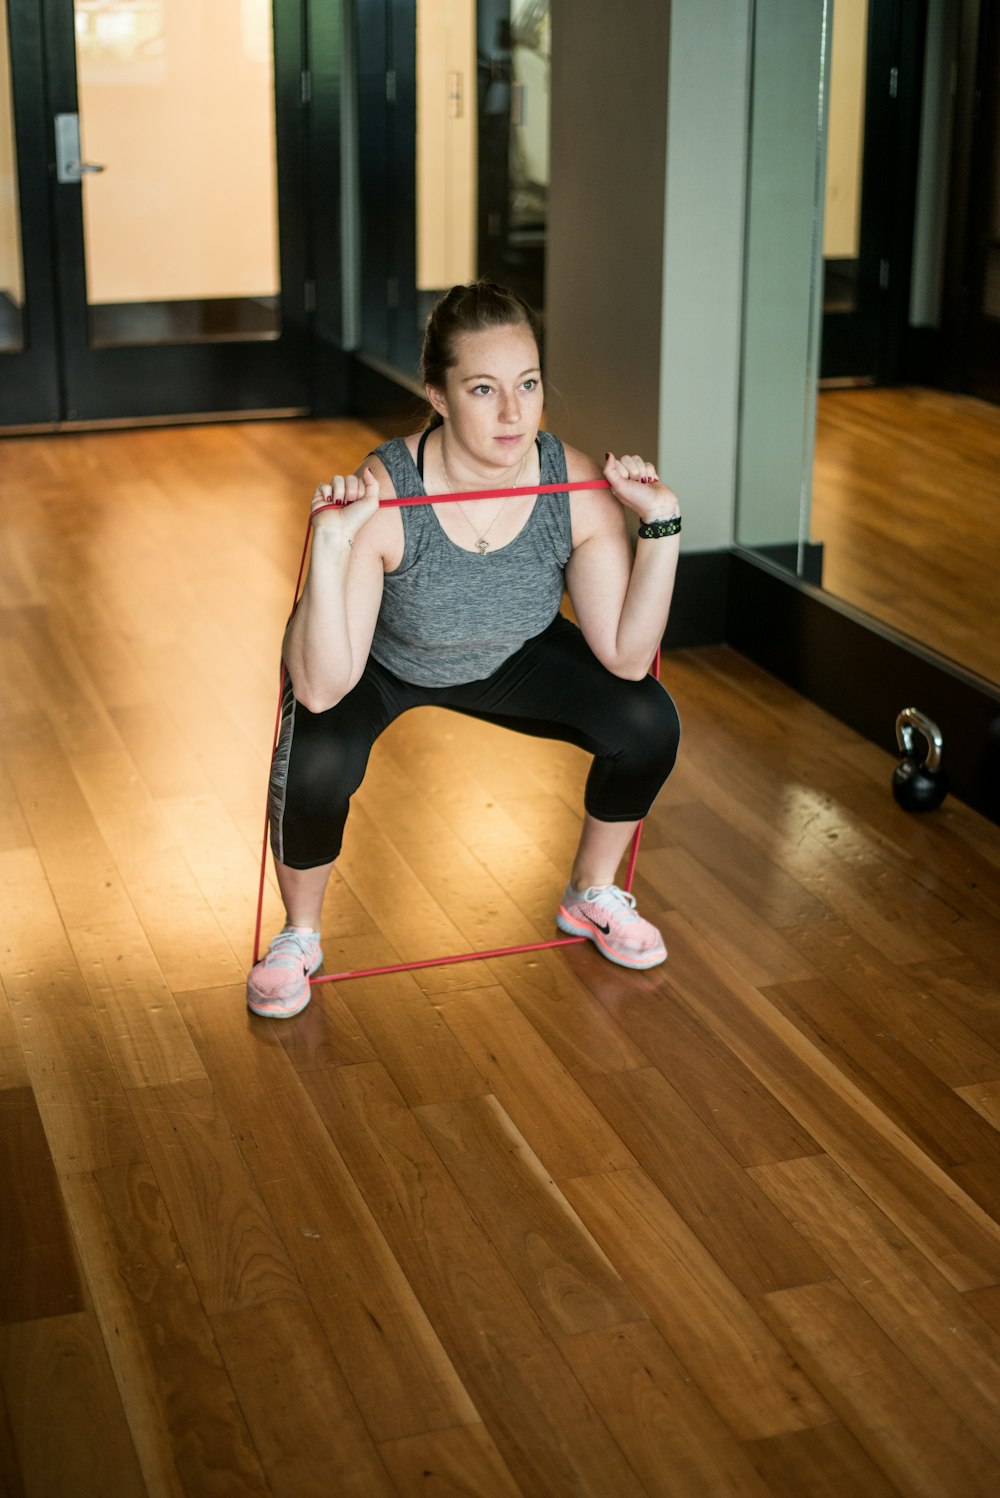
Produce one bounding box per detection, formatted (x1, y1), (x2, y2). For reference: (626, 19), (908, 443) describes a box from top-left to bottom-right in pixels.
(78, 0), (278, 305)
(824, 0), (868, 260)
(417, 0), (477, 291)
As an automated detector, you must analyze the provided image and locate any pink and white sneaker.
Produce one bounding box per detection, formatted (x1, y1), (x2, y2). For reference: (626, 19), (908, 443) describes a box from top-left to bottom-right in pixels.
(246, 926), (323, 1018)
(556, 884), (667, 970)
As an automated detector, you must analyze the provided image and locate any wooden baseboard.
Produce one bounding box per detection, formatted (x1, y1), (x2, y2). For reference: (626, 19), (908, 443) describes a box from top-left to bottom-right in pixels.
(665, 551), (730, 650)
(727, 550), (1000, 825)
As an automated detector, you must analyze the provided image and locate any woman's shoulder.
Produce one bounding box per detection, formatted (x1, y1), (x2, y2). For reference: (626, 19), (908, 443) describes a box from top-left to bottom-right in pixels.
(371, 431), (425, 458)
(366, 432), (426, 498)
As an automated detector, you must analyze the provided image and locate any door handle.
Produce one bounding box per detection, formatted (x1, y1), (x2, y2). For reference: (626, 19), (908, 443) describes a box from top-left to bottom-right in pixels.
(55, 113), (106, 183)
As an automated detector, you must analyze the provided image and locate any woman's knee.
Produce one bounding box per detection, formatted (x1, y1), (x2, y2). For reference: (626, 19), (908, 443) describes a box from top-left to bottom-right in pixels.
(270, 716), (372, 868)
(285, 722), (370, 810)
(614, 680), (681, 776)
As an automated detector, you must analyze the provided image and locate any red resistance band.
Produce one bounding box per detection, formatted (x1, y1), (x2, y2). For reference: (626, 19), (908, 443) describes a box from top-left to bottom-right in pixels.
(253, 478), (658, 984)
(319, 476), (613, 510)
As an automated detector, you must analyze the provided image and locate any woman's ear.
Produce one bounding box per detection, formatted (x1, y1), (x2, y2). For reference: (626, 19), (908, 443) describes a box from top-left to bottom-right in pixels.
(426, 384), (448, 419)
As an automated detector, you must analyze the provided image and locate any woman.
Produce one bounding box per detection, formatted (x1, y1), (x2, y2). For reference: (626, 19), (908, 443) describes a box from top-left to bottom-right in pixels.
(249, 281), (682, 1018)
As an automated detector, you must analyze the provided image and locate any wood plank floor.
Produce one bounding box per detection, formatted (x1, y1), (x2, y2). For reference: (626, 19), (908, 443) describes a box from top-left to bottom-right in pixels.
(2, 417), (1000, 1496)
(812, 386), (1000, 685)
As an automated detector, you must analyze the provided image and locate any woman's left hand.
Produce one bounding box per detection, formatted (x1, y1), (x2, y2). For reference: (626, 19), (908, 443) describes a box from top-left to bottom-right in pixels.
(603, 452), (680, 525)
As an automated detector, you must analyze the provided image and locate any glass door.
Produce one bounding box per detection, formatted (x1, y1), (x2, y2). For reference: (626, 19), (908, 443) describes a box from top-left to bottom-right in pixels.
(2, 0), (310, 427)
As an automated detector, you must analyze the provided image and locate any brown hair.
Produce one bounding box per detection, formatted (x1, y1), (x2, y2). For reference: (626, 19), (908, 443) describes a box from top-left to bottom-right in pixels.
(420, 281), (542, 428)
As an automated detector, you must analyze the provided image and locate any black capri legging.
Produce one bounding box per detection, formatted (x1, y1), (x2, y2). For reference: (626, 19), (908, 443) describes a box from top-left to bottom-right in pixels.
(269, 614), (681, 869)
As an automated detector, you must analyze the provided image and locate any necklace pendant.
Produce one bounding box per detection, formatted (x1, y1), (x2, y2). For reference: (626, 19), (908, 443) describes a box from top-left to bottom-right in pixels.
(476, 538), (489, 555)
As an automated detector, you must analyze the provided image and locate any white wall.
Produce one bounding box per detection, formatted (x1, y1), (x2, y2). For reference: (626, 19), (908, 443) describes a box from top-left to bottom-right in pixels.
(659, 0), (752, 553)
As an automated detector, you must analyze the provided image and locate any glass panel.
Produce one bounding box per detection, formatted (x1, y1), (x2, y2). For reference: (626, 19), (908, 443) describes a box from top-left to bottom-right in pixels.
(74, 0), (280, 347)
(506, 0), (548, 308)
(822, 0), (868, 314)
(736, 0), (829, 565)
(476, 0), (548, 314)
(0, 0), (25, 353)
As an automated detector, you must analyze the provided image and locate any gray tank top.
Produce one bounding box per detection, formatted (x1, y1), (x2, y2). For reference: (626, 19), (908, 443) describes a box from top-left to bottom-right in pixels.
(369, 429), (574, 687)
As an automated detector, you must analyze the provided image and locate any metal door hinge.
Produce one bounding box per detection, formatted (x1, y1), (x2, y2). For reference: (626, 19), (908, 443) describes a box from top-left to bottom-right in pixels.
(387, 276), (399, 310)
(304, 279), (316, 313)
(880, 258), (890, 291)
(386, 69), (397, 104)
(301, 70), (312, 106)
(889, 66), (898, 99)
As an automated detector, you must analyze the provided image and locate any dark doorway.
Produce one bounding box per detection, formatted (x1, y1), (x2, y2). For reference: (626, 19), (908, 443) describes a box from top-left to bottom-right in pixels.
(820, 0), (927, 384)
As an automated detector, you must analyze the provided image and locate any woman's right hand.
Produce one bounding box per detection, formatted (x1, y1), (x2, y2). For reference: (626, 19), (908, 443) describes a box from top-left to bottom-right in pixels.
(310, 465), (381, 545)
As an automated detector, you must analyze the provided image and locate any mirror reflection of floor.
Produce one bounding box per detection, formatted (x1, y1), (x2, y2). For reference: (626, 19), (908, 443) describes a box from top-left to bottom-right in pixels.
(812, 387), (1000, 685)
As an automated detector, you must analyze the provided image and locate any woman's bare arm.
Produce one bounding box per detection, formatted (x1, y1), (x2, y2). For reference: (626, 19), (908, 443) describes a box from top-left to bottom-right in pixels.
(564, 447), (681, 680)
(281, 460), (392, 711)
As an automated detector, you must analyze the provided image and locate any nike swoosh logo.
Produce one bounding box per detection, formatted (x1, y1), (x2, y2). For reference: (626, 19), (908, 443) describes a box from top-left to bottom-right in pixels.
(589, 918), (611, 934)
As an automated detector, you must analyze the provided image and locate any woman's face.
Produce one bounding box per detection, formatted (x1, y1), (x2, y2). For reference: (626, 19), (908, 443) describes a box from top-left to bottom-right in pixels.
(429, 322), (544, 469)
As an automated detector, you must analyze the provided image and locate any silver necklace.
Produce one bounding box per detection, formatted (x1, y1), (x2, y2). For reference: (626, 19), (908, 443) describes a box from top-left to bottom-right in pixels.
(440, 444), (528, 555)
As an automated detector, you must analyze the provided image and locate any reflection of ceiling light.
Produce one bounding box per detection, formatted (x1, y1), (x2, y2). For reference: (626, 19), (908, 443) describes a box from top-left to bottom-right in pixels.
(75, 2), (159, 39)
(96, 13), (137, 41)
(74, 2), (161, 11)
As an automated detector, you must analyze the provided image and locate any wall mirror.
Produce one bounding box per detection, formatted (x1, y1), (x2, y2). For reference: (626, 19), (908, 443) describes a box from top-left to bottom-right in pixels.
(736, 0), (1000, 688)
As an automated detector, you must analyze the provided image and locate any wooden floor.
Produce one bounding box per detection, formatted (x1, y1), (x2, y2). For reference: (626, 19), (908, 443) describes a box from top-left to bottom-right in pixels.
(3, 418), (1000, 1497)
(812, 385), (1000, 685)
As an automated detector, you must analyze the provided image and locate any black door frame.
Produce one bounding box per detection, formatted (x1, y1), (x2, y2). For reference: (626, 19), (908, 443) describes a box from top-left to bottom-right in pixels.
(353, 0), (420, 382)
(958, 0), (1000, 402)
(4, 0), (60, 423)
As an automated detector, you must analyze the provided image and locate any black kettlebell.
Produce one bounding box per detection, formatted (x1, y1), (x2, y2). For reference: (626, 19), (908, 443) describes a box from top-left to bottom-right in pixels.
(892, 708), (947, 812)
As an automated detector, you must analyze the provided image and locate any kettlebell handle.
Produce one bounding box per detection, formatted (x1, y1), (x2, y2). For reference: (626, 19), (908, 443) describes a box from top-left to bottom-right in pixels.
(895, 707), (943, 771)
